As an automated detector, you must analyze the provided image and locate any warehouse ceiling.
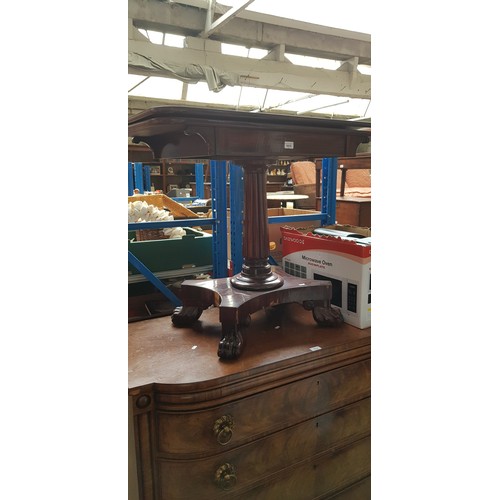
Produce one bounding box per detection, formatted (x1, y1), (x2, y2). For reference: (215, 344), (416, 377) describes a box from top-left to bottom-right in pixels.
(128, 0), (372, 121)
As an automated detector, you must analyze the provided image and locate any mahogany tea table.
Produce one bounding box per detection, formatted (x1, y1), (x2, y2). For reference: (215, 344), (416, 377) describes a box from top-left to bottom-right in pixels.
(128, 106), (370, 359)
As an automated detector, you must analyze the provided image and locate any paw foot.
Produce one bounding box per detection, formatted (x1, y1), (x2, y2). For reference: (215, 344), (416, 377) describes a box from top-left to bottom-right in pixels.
(217, 328), (243, 360)
(171, 306), (203, 327)
(312, 306), (344, 326)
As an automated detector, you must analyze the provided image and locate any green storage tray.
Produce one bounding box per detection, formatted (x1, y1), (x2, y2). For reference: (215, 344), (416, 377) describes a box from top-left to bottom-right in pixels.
(128, 227), (212, 275)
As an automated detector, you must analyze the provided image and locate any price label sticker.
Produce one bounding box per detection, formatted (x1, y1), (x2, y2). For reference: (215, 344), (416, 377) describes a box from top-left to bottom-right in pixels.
(284, 141), (294, 149)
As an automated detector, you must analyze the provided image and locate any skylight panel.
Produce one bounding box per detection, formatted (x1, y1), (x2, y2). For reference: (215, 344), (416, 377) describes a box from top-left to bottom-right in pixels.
(128, 76), (184, 99)
(221, 43), (268, 59)
(145, 30), (164, 45)
(128, 74), (149, 92)
(136, 28), (185, 47)
(187, 81), (242, 105)
(247, 47), (268, 59)
(285, 53), (341, 70)
(163, 33), (185, 48)
(236, 86), (267, 107)
(221, 43), (248, 57)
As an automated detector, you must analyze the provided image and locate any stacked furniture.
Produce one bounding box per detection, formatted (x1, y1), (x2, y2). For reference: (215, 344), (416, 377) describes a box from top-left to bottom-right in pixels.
(290, 158), (371, 227)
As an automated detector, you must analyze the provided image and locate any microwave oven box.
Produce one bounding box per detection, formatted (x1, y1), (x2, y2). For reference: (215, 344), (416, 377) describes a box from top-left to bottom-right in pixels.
(280, 224), (371, 329)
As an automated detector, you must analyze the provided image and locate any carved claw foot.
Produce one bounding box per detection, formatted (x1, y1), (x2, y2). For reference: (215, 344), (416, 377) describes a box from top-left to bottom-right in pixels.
(312, 305), (344, 327)
(171, 306), (203, 327)
(217, 327), (243, 360)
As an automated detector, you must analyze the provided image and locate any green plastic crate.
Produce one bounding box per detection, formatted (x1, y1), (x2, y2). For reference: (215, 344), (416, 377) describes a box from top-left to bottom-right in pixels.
(128, 227), (212, 275)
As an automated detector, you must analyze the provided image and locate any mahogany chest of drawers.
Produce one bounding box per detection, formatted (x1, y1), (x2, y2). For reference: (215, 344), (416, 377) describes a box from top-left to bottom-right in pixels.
(129, 303), (371, 499)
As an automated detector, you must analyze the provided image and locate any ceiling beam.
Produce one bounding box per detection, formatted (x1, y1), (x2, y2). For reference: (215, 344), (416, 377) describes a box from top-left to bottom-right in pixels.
(129, 38), (371, 98)
(166, 0), (370, 40)
(128, 0), (370, 65)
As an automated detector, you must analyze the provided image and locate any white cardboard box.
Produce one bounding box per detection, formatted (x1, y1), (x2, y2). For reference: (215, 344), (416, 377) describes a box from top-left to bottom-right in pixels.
(281, 225), (371, 329)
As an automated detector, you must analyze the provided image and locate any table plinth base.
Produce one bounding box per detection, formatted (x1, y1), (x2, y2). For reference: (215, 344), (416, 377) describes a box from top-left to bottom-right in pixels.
(172, 268), (344, 360)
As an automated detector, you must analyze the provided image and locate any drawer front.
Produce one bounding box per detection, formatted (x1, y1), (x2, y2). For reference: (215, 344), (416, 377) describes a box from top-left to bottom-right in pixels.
(239, 436), (370, 500)
(157, 398), (370, 499)
(329, 475), (371, 500)
(157, 359), (370, 457)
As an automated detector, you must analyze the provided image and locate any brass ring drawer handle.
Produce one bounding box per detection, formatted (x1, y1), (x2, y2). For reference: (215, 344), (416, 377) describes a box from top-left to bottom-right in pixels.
(213, 415), (234, 445)
(215, 463), (237, 490)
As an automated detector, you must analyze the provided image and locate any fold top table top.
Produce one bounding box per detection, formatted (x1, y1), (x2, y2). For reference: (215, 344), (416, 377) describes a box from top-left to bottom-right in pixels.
(128, 106), (371, 161)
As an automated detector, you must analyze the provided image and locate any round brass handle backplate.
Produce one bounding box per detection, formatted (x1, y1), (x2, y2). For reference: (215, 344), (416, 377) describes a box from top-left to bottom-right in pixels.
(215, 463), (237, 490)
(213, 414), (234, 445)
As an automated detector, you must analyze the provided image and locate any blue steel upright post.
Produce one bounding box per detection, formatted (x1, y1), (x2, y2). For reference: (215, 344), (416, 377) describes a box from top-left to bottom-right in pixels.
(229, 162), (244, 274)
(133, 162), (145, 193)
(128, 162), (134, 195)
(210, 160), (228, 278)
(195, 163), (205, 198)
(322, 157), (338, 226)
(143, 165), (152, 192)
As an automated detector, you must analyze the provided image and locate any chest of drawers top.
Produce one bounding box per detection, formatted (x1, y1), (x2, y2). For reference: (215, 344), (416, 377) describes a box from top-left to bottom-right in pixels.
(129, 302), (370, 407)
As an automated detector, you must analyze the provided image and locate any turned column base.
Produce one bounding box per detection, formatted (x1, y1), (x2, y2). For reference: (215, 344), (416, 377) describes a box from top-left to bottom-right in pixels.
(230, 272), (284, 291)
(230, 259), (284, 291)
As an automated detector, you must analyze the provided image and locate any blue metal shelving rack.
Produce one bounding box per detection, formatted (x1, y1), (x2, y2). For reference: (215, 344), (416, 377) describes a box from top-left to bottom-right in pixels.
(128, 160), (228, 306)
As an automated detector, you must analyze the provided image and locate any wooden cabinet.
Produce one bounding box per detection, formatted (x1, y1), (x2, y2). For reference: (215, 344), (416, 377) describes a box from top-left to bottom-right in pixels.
(336, 197), (371, 227)
(129, 303), (371, 499)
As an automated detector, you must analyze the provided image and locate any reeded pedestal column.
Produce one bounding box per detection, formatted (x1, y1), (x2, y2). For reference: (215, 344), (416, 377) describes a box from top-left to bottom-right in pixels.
(230, 163), (284, 291)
